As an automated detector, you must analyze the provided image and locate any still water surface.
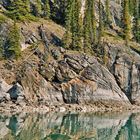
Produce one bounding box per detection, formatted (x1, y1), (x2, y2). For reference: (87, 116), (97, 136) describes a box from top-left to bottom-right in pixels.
(0, 112), (139, 140)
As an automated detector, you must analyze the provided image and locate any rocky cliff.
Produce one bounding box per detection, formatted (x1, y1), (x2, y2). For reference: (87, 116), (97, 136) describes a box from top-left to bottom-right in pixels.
(0, 0), (140, 112)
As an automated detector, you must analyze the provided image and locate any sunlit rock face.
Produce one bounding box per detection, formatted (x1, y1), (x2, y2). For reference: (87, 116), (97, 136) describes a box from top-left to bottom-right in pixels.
(0, 21), (131, 108)
(0, 53), (130, 107)
(64, 53), (129, 104)
(104, 42), (140, 105)
(1, 112), (140, 140)
(0, 0), (140, 108)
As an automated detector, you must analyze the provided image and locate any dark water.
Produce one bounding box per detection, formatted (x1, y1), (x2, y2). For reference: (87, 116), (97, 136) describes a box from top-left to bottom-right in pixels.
(0, 112), (139, 140)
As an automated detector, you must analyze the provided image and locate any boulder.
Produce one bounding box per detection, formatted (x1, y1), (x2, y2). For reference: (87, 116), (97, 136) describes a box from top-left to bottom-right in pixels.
(7, 83), (25, 101)
(0, 79), (11, 92)
(51, 49), (61, 60)
(105, 42), (140, 104)
(39, 63), (55, 81)
(0, 79), (11, 102)
(61, 54), (130, 106)
(56, 60), (77, 82)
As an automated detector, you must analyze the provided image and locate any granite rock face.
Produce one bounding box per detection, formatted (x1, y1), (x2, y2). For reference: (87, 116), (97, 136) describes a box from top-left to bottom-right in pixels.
(60, 54), (129, 106)
(0, 0), (140, 110)
(0, 79), (11, 103)
(4, 52), (128, 107)
(7, 83), (25, 102)
(0, 52), (131, 107)
(0, 20), (137, 109)
(105, 42), (140, 105)
(3, 39), (140, 108)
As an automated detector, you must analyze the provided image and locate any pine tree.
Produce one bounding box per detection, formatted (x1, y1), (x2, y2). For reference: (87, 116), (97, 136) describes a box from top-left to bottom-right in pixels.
(105, 0), (111, 27)
(95, 0), (106, 60)
(83, 0), (97, 53)
(83, 0), (92, 51)
(42, 0), (50, 19)
(133, 0), (140, 43)
(128, 0), (135, 15)
(63, 0), (82, 50)
(5, 23), (21, 59)
(91, 0), (97, 45)
(6, 0), (30, 20)
(63, 30), (72, 49)
(62, 0), (73, 49)
(71, 0), (82, 50)
(31, 0), (42, 17)
(123, 0), (132, 44)
(0, 38), (4, 60)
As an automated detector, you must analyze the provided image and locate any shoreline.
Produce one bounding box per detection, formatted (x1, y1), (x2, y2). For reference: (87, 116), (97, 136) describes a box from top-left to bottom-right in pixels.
(0, 103), (140, 115)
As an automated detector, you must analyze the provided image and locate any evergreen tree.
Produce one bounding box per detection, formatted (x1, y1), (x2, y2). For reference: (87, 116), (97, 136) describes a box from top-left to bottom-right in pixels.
(83, 0), (92, 51)
(95, 0), (106, 60)
(105, 0), (111, 27)
(31, 0), (42, 17)
(83, 0), (97, 53)
(92, 0), (97, 45)
(62, 30), (72, 49)
(0, 38), (4, 60)
(133, 0), (140, 43)
(71, 0), (82, 50)
(5, 23), (21, 59)
(6, 0), (30, 20)
(123, 0), (132, 44)
(128, 0), (135, 15)
(63, 0), (82, 50)
(91, 0), (97, 45)
(42, 0), (50, 19)
(62, 0), (73, 49)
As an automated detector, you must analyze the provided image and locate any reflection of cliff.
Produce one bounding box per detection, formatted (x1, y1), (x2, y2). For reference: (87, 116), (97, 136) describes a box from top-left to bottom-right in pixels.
(115, 113), (140, 140)
(0, 112), (139, 140)
(57, 113), (131, 140)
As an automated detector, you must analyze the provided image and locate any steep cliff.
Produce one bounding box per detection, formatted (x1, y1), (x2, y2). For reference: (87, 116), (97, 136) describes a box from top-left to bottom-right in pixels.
(0, 18), (133, 111)
(0, 0), (140, 112)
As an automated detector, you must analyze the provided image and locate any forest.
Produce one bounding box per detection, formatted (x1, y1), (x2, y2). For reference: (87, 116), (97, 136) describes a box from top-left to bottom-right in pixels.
(0, 0), (140, 59)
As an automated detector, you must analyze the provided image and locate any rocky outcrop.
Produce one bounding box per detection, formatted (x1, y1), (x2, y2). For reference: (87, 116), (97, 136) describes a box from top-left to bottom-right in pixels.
(7, 52), (129, 108)
(0, 17), (139, 110)
(0, 79), (11, 103)
(0, 0), (140, 111)
(60, 54), (129, 106)
(0, 50), (131, 109)
(105, 41), (140, 105)
(0, 80), (26, 106)
(0, 21), (11, 57)
(7, 83), (25, 103)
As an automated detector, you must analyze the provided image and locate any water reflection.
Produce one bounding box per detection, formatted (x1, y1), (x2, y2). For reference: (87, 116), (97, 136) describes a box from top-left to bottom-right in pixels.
(0, 112), (139, 140)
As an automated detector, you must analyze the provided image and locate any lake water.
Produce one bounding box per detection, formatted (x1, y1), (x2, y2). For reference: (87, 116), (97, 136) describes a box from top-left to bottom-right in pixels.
(0, 112), (139, 140)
